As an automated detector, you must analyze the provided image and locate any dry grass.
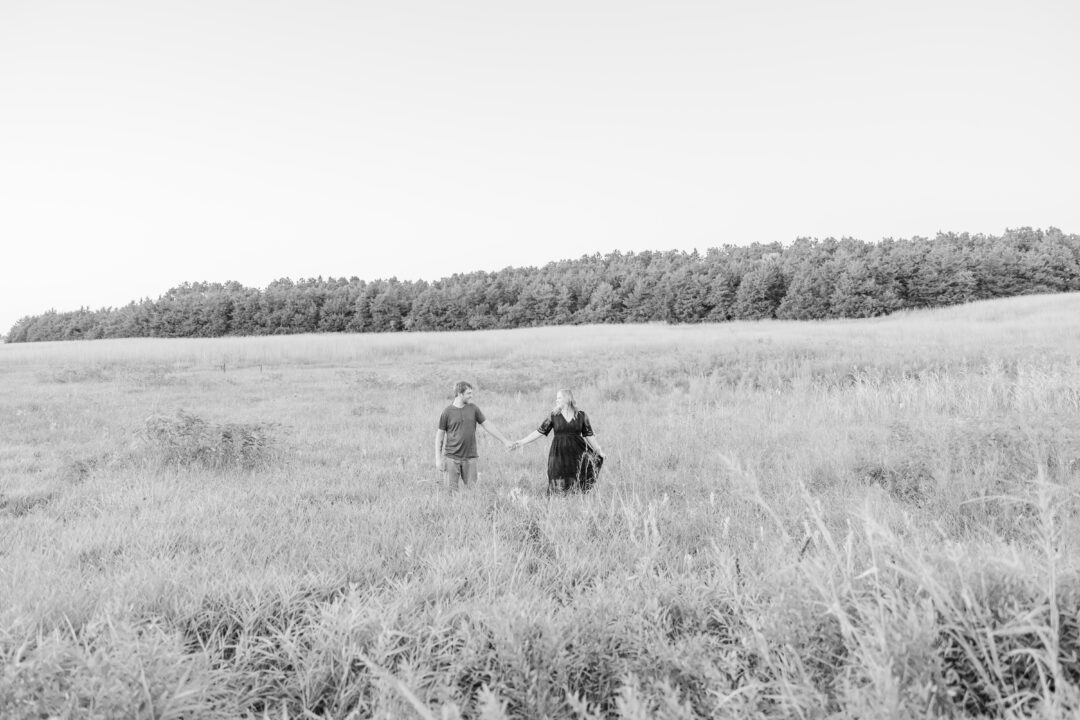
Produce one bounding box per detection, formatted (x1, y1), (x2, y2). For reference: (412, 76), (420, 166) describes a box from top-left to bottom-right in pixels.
(141, 411), (281, 471)
(1, 292), (1079, 718)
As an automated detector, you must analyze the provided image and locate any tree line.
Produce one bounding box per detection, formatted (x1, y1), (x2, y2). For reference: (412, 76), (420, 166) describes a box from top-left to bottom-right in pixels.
(7, 227), (1079, 343)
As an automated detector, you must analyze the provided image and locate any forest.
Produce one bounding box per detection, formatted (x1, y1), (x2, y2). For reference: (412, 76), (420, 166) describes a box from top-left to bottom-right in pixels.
(7, 227), (1079, 342)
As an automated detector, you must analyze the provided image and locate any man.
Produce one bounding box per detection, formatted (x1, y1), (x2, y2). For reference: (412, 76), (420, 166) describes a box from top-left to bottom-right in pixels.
(435, 381), (513, 491)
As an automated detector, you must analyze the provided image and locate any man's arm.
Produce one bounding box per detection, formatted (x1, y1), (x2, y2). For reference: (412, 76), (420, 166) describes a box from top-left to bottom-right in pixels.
(479, 420), (513, 448)
(435, 429), (446, 470)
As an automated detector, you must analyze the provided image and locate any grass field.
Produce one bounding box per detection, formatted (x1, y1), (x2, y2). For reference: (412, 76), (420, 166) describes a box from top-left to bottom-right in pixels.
(3, 293), (1080, 719)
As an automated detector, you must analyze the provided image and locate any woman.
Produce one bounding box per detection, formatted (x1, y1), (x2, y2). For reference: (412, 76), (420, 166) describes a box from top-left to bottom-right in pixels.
(514, 389), (606, 495)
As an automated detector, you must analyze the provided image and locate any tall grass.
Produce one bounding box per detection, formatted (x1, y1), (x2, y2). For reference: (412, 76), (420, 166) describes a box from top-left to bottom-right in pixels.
(1, 293), (1079, 718)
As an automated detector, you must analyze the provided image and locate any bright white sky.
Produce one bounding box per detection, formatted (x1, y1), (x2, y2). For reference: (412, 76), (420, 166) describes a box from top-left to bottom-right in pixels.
(2, 0), (1078, 334)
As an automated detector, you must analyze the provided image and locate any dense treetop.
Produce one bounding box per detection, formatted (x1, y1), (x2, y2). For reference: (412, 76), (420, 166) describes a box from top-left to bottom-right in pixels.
(7, 227), (1079, 343)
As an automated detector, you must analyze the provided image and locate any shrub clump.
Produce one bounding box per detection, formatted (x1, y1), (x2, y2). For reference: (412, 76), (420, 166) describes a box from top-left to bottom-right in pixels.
(142, 411), (281, 471)
(854, 459), (934, 506)
(0, 491), (55, 517)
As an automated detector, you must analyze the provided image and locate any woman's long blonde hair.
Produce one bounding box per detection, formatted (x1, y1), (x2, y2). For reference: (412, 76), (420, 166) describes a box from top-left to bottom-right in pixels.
(554, 388), (578, 416)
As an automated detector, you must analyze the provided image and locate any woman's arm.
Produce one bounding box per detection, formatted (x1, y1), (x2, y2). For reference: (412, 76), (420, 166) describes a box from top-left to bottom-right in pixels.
(516, 430), (544, 447)
(584, 435), (604, 457)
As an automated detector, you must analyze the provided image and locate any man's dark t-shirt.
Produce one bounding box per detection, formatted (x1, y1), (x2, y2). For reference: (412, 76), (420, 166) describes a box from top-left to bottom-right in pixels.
(438, 404), (487, 460)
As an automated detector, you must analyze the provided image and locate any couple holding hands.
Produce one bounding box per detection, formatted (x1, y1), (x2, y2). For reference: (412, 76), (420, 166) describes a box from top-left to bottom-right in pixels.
(435, 381), (606, 495)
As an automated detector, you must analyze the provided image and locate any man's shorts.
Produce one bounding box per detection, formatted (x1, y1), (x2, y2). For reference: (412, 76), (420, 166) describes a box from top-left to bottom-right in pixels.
(444, 458), (477, 490)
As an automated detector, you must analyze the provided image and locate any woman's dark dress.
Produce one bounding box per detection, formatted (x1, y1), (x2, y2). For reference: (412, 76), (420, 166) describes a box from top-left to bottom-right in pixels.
(537, 410), (601, 495)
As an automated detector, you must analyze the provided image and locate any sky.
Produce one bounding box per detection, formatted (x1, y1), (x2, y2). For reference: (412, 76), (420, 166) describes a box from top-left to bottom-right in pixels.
(2, 0), (1078, 334)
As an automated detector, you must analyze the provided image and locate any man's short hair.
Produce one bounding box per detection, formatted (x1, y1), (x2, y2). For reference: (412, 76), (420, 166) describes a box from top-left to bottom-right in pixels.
(453, 381), (473, 397)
